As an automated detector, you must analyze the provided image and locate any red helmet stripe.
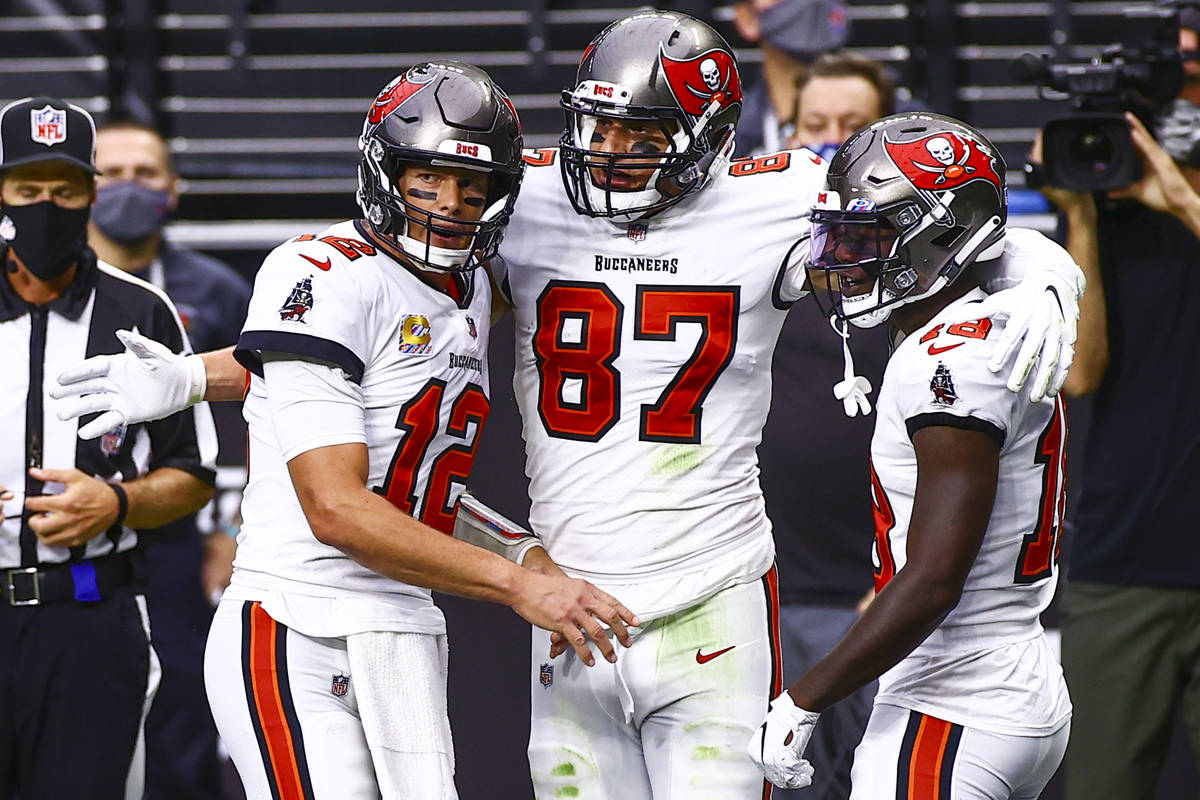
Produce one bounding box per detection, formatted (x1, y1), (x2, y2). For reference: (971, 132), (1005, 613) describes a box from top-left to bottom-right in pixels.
(367, 78), (431, 125)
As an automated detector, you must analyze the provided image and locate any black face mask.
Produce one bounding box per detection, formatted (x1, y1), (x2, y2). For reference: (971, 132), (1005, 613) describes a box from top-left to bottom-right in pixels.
(1, 201), (90, 281)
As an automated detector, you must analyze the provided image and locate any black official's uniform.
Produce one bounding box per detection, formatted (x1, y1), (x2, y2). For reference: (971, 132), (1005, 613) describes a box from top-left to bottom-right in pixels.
(0, 249), (216, 798)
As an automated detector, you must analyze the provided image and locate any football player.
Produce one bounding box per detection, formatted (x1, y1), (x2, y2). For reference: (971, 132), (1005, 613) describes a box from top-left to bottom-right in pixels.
(55, 62), (639, 800)
(747, 113), (1072, 799)
(52, 14), (1081, 800)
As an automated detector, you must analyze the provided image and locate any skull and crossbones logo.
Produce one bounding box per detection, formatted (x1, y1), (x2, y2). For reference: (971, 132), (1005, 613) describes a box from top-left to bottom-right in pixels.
(913, 134), (976, 184)
(699, 58), (721, 91)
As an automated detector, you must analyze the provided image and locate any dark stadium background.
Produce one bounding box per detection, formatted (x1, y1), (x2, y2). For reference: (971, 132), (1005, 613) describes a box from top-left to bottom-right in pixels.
(5, 0), (1195, 796)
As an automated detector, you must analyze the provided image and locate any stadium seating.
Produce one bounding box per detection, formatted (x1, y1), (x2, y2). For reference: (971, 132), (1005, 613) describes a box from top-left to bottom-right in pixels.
(0, 1), (1148, 236)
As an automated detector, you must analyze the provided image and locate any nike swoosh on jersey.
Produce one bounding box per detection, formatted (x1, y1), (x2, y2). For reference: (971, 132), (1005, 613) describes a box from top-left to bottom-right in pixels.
(696, 645), (736, 664)
(927, 342), (965, 355)
(300, 253), (332, 271)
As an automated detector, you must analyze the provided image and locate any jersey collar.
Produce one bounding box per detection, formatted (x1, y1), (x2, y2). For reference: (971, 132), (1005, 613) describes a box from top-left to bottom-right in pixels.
(0, 247), (98, 323)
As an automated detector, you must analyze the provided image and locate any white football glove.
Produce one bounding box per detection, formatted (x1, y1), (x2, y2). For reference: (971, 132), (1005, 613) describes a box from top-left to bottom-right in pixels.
(745, 692), (821, 790)
(50, 328), (207, 440)
(975, 272), (1079, 403)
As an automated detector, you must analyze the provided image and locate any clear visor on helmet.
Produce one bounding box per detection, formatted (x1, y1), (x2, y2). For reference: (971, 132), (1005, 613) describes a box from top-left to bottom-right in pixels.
(806, 208), (906, 324)
(810, 209), (901, 275)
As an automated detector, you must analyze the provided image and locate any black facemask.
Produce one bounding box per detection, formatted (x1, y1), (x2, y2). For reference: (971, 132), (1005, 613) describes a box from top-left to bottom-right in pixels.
(1, 201), (90, 281)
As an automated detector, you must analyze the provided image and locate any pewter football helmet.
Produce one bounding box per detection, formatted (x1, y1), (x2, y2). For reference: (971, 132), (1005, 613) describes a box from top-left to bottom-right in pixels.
(357, 61), (524, 272)
(559, 11), (742, 218)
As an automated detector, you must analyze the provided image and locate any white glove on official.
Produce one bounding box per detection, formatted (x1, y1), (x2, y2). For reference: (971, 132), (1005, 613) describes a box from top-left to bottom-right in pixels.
(745, 691), (821, 790)
(975, 272), (1079, 402)
(50, 329), (207, 440)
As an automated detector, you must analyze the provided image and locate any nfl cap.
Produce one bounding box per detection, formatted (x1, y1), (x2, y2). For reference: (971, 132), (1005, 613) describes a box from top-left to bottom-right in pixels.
(0, 96), (99, 174)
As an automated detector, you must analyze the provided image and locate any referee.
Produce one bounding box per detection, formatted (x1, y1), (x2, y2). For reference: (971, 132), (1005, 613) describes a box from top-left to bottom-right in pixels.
(0, 96), (216, 799)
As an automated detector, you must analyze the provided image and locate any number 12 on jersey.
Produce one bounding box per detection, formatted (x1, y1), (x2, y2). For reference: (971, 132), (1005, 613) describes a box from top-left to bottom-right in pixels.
(533, 281), (739, 444)
(374, 379), (490, 535)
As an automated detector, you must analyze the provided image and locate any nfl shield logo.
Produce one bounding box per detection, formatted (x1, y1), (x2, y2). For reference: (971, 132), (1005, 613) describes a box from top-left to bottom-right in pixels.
(538, 662), (553, 688)
(100, 425), (127, 456)
(30, 105), (67, 146)
(465, 315), (477, 338)
(627, 222), (648, 242)
(331, 674), (349, 697)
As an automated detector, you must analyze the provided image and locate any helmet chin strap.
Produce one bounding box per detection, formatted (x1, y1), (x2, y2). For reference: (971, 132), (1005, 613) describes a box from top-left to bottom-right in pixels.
(828, 314), (873, 417)
(390, 196), (509, 272)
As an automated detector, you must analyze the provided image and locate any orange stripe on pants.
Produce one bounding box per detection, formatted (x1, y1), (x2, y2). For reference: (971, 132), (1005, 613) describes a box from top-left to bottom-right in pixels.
(908, 715), (952, 800)
(247, 602), (308, 800)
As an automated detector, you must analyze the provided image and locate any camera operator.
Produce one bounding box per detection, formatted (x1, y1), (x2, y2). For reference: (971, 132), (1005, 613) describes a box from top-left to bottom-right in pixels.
(1030, 12), (1200, 798)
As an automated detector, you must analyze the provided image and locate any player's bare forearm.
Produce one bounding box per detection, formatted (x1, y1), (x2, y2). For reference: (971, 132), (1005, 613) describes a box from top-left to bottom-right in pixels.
(201, 347), (248, 402)
(521, 545), (564, 577)
(787, 568), (958, 712)
(788, 426), (998, 712)
(124, 467), (214, 529)
(1061, 201), (1109, 396)
(288, 444), (526, 601)
(286, 443), (639, 664)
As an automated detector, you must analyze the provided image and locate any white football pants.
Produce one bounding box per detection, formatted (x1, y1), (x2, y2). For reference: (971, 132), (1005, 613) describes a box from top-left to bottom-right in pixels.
(849, 702), (1070, 800)
(204, 598), (456, 799)
(529, 570), (782, 800)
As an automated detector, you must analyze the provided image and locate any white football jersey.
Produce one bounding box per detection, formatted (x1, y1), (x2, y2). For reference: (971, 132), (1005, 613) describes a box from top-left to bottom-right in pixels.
(495, 148), (826, 619)
(869, 273), (1071, 735)
(231, 220), (492, 637)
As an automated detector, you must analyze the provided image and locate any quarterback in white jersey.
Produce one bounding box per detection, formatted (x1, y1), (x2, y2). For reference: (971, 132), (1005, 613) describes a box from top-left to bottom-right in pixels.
(53, 62), (640, 800)
(751, 113), (1072, 800)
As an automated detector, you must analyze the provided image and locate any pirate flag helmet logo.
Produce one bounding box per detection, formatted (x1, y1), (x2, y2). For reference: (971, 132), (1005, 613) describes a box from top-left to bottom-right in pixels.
(659, 48), (742, 120)
(882, 130), (1003, 194)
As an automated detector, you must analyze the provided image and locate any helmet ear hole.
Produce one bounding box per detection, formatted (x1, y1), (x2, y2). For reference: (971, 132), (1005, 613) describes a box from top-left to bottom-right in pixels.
(929, 226), (967, 249)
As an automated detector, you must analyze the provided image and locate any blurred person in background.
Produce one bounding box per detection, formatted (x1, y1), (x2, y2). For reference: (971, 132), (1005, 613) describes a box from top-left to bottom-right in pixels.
(761, 51), (894, 800)
(1029, 11), (1200, 798)
(732, 0), (851, 157)
(89, 120), (250, 800)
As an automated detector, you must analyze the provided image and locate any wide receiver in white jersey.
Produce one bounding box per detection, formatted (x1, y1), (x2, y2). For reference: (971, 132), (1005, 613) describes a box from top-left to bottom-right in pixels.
(53, 62), (639, 800)
(50, 17), (1080, 800)
(749, 113), (1072, 800)
(489, 12), (1081, 800)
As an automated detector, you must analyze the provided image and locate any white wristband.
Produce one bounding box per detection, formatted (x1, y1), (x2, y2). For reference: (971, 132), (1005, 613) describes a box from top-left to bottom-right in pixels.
(185, 354), (208, 406)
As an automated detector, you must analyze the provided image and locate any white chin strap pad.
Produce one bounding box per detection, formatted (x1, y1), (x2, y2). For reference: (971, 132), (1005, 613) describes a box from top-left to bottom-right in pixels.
(397, 218), (471, 270)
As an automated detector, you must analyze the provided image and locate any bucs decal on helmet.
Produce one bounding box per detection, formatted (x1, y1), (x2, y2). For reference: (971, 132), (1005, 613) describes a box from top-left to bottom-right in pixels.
(883, 131), (1002, 193)
(366, 72), (435, 125)
(659, 47), (742, 118)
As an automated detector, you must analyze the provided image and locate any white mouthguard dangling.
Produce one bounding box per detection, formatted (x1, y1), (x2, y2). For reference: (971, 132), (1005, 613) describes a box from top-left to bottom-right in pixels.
(829, 314), (873, 417)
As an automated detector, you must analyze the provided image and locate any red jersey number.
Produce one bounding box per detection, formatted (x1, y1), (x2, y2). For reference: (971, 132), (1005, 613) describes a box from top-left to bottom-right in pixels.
(1014, 396), (1068, 584)
(533, 281), (738, 444)
(870, 459), (898, 593)
(376, 379), (491, 534)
